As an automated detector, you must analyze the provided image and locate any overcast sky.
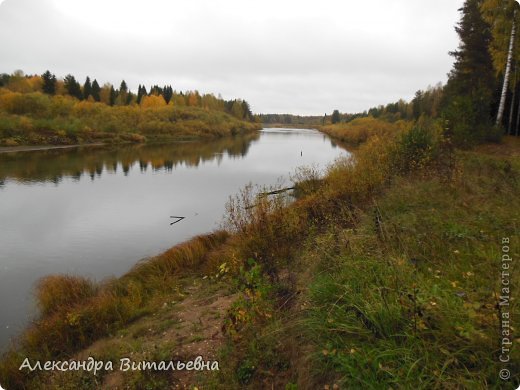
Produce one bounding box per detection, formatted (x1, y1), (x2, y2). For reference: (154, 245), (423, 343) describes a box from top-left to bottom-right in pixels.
(0, 0), (464, 115)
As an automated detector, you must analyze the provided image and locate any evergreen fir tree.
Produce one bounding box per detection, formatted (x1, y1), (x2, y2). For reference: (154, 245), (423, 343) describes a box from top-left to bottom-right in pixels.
(41, 70), (57, 95)
(64, 74), (83, 100)
(331, 109), (341, 124)
(119, 80), (128, 93)
(442, 0), (497, 143)
(447, 0), (495, 97)
(137, 84), (146, 104)
(83, 77), (92, 100)
(241, 100), (253, 121)
(163, 85), (173, 104)
(91, 79), (101, 102)
(117, 80), (128, 105)
(109, 86), (117, 106)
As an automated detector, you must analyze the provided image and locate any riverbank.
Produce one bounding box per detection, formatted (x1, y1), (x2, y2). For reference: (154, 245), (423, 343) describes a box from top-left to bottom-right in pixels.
(1, 120), (519, 388)
(0, 103), (260, 147)
(0, 143), (106, 154)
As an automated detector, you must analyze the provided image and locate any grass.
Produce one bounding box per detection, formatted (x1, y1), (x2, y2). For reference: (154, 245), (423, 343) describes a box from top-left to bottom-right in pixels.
(0, 91), (260, 146)
(205, 128), (520, 388)
(320, 116), (411, 146)
(0, 118), (518, 389)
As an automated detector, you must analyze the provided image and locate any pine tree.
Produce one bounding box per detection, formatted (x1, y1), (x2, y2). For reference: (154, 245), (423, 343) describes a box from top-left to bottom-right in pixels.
(331, 110), (341, 124)
(83, 77), (92, 100)
(116, 80), (129, 105)
(64, 74), (83, 100)
(447, 0), (495, 96)
(91, 79), (101, 102)
(442, 0), (497, 143)
(120, 80), (128, 93)
(137, 84), (146, 104)
(41, 70), (57, 95)
(163, 85), (173, 104)
(241, 100), (253, 121)
(109, 86), (117, 106)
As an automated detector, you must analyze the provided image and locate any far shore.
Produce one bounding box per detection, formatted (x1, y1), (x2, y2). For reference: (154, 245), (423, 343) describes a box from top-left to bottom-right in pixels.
(0, 143), (106, 154)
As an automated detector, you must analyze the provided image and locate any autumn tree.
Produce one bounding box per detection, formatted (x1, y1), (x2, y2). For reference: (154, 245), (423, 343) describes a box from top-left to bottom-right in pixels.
(116, 80), (128, 105)
(481, 0), (520, 131)
(99, 83), (111, 105)
(7, 70), (32, 93)
(171, 92), (186, 106)
(230, 100), (244, 119)
(140, 94), (167, 108)
(187, 91), (200, 107)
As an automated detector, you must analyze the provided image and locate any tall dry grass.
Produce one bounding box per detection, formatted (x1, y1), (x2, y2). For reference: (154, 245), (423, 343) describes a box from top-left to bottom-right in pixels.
(320, 116), (411, 146)
(0, 231), (229, 389)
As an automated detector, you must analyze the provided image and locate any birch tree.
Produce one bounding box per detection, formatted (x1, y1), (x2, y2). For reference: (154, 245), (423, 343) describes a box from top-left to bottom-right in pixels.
(496, 11), (516, 126)
(481, 0), (519, 126)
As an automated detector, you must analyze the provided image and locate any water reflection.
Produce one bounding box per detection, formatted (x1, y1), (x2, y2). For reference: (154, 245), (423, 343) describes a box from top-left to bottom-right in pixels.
(0, 132), (259, 184)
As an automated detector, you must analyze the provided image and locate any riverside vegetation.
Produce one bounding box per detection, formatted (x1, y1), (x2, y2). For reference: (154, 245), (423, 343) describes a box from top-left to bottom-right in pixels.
(0, 116), (518, 389)
(0, 71), (260, 146)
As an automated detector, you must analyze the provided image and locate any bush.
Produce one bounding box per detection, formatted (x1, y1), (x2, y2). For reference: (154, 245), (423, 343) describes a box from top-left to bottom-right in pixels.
(442, 93), (498, 147)
(394, 117), (443, 174)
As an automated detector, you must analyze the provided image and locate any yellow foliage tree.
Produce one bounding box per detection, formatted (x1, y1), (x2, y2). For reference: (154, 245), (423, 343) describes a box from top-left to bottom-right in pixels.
(140, 94), (167, 108)
(187, 92), (200, 107)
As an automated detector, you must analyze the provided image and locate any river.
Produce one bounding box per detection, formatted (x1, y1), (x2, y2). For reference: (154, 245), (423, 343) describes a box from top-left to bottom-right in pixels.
(0, 128), (348, 350)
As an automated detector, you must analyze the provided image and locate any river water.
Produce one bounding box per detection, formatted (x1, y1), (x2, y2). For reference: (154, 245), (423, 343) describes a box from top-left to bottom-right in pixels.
(0, 128), (348, 349)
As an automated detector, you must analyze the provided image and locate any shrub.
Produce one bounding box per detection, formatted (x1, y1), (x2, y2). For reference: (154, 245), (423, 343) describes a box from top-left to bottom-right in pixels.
(393, 117), (443, 174)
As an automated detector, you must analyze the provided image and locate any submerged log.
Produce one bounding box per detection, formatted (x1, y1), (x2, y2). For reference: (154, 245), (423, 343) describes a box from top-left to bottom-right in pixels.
(258, 187), (295, 198)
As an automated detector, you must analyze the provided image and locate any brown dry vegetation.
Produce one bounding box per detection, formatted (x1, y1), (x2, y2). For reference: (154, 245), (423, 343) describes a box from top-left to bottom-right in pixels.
(0, 89), (260, 147)
(0, 120), (519, 389)
(320, 116), (412, 146)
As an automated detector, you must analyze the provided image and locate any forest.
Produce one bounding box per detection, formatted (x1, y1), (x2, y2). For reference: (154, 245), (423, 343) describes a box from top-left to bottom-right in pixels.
(0, 71), (259, 146)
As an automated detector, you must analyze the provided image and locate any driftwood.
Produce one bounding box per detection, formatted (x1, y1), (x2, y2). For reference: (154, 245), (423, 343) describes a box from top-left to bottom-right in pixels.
(170, 216), (186, 225)
(243, 186), (296, 210)
(258, 186), (295, 198)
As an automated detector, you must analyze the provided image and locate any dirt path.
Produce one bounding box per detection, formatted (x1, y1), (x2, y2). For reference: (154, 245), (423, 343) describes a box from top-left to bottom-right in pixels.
(47, 279), (237, 389)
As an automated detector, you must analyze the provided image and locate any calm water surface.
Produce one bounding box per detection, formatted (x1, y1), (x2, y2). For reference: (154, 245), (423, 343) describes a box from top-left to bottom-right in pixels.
(0, 128), (348, 349)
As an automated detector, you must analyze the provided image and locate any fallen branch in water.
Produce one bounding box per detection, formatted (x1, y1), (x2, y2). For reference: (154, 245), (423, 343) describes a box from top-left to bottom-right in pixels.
(170, 216), (186, 225)
(258, 187), (295, 198)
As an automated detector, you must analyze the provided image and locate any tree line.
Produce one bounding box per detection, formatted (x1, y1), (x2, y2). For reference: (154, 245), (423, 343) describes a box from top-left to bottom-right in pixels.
(0, 70), (254, 122)
(327, 0), (520, 145)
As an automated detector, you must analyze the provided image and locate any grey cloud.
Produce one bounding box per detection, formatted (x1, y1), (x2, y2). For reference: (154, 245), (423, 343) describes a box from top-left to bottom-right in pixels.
(0, 0), (464, 114)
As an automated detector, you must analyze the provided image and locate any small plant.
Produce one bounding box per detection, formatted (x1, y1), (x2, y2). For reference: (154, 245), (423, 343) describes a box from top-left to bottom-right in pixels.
(236, 359), (256, 384)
